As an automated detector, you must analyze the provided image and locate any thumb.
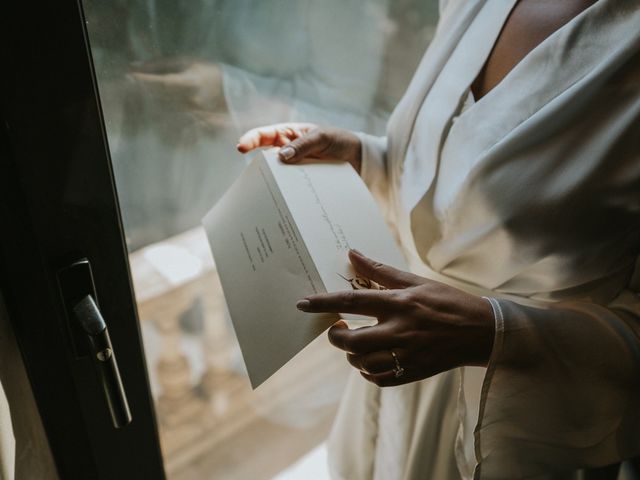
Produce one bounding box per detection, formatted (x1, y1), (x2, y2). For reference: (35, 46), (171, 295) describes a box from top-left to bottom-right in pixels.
(278, 128), (332, 164)
(348, 250), (424, 289)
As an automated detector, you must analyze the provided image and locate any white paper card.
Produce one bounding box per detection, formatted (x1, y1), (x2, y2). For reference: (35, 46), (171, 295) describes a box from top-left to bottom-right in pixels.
(202, 150), (406, 388)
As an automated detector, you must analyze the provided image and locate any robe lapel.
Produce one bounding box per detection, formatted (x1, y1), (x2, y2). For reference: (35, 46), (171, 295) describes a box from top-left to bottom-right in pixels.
(385, 0), (484, 181)
(393, 0), (518, 212)
(435, 0), (640, 217)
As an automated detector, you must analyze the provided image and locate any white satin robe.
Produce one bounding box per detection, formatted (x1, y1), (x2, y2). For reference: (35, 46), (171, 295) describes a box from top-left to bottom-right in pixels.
(327, 0), (640, 479)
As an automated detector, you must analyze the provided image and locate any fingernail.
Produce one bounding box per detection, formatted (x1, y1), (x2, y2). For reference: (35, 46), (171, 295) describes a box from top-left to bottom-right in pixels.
(296, 299), (311, 311)
(350, 249), (364, 257)
(279, 146), (295, 161)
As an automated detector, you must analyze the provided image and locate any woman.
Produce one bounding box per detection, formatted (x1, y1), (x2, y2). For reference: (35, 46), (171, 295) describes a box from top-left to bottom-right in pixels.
(237, 0), (640, 478)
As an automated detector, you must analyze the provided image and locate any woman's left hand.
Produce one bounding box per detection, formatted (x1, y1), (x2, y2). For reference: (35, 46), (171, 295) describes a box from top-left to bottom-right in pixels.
(296, 250), (496, 387)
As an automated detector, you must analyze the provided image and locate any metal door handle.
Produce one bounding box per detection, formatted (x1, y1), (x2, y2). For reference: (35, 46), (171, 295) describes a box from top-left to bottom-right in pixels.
(73, 295), (132, 429)
(58, 259), (132, 429)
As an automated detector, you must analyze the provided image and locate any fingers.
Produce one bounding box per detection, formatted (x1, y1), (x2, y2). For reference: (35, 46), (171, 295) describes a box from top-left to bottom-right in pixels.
(236, 126), (289, 153)
(348, 250), (425, 289)
(328, 321), (398, 354)
(276, 128), (332, 163)
(236, 123), (317, 154)
(347, 348), (409, 374)
(360, 370), (417, 388)
(298, 289), (402, 316)
(236, 125), (360, 170)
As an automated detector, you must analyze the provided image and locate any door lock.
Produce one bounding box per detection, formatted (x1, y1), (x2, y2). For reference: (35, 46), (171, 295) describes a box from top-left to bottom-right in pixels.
(58, 259), (132, 429)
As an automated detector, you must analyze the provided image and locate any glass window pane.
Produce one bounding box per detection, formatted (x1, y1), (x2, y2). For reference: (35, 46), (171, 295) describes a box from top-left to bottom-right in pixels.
(82, 1), (439, 478)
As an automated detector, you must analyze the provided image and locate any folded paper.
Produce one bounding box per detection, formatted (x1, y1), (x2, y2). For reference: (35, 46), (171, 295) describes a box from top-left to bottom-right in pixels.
(202, 150), (405, 387)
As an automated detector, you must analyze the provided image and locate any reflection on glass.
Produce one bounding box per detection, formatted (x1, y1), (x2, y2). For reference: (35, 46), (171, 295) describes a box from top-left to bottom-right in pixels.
(82, 1), (439, 478)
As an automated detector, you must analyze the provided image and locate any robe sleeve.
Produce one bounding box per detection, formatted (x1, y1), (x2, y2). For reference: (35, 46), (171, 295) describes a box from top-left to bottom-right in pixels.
(356, 133), (389, 203)
(478, 260), (640, 478)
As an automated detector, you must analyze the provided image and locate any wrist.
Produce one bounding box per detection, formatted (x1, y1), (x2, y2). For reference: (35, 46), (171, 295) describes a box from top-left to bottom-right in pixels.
(352, 141), (362, 173)
(346, 132), (362, 173)
(466, 296), (496, 367)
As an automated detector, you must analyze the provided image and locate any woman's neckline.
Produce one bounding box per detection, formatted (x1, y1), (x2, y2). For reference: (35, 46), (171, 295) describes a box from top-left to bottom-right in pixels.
(470, 0), (600, 101)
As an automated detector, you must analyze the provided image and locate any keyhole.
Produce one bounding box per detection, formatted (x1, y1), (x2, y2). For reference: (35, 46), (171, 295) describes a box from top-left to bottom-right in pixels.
(97, 348), (113, 362)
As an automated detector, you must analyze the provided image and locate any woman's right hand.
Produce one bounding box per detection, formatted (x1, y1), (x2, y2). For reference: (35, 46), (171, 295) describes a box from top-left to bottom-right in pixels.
(236, 123), (362, 173)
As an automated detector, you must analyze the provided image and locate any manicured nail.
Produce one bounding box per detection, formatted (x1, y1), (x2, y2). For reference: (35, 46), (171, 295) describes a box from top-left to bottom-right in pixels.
(279, 146), (295, 161)
(296, 299), (311, 311)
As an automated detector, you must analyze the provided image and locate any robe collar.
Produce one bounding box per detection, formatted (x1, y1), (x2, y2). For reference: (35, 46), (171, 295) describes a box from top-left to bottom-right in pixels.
(439, 0), (640, 209)
(389, 0), (640, 215)
(390, 0), (518, 212)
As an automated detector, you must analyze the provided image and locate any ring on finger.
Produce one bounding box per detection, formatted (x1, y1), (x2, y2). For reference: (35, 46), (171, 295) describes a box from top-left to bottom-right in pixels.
(390, 350), (405, 378)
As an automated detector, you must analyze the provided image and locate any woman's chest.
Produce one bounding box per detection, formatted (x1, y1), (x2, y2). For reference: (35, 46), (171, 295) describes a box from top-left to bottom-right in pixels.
(471, 0), (599, 100)
(391, 0), (640, 247)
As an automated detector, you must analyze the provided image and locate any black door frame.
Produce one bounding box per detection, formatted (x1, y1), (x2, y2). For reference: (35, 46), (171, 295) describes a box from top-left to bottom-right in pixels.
(0, 1), (165, 478)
